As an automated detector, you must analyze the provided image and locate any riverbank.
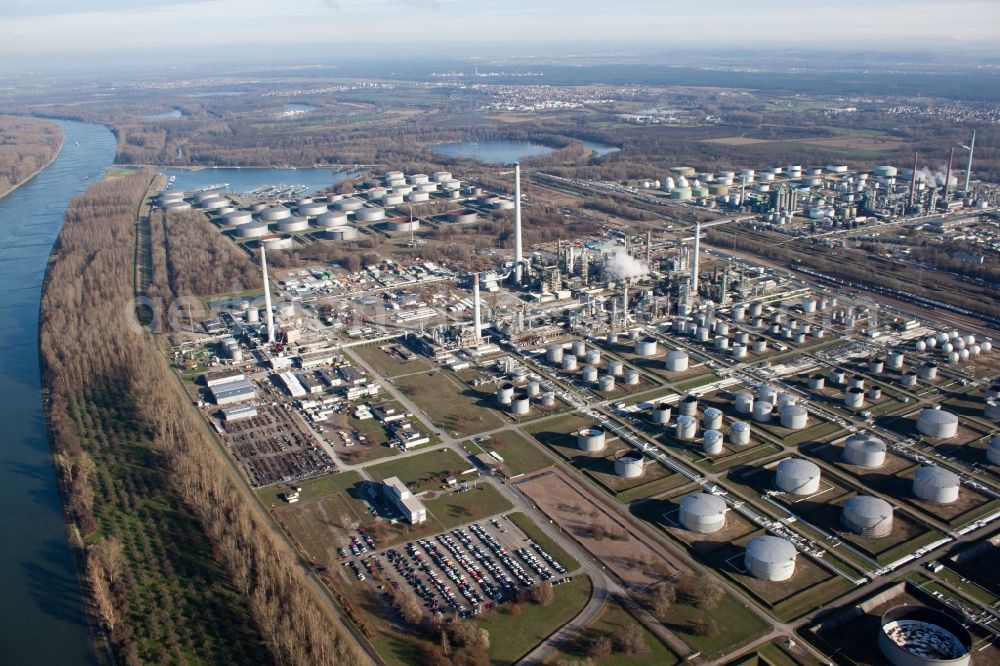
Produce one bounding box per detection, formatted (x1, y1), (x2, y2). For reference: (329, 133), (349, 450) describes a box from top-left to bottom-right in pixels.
(0, 123), (64, 200)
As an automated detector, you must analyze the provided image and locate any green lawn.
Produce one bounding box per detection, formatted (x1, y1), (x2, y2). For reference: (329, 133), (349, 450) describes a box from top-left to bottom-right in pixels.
(425, 483), (513, 530)
(366, 448), (471, 491)
(546, 594), (680, 666)
(394, 371), (505, 436)
(355, 343), (431, 378)
(474, 576), (593, 666)
(482, 430), (554, 476)
(255, 470), (362, 505)
(507, 512), (581, 571)
(660, 593), (771, 658)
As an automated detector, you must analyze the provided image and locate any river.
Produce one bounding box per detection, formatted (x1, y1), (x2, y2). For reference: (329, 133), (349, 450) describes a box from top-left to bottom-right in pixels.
(0, 120), (116, 665)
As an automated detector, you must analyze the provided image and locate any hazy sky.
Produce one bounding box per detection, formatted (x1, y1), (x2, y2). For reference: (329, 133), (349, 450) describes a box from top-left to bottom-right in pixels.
(2, 0), (999, 64)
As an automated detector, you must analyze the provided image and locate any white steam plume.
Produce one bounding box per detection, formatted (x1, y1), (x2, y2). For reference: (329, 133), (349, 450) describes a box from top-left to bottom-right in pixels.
(604, 249), (648, 280)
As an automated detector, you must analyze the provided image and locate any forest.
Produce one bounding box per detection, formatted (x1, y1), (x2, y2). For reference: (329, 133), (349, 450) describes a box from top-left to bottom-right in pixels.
(0, 115), (63, 196)
(40, 172), (369, 666)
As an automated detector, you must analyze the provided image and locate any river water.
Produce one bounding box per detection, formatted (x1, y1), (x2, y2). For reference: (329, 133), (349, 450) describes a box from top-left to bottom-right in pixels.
(0, 120), (116, 665)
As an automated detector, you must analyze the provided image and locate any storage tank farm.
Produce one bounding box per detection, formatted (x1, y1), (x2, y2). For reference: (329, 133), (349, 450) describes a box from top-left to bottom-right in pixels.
(679, 493), (727, 533)
(878, 606), (972, 666)
(913, 466), (961, 504)
(744, 535), (797, 581)
(843, 433), (888, 468)
(776, 458), (821, 495)
(842, 496), (894, 537)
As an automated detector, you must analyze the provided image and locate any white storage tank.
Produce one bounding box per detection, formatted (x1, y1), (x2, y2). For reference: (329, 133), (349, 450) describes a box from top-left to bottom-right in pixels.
(916, 409), (959, 439)
(913, 466), (960, 504)
(678, 394), (698, 417)
(848, 375), (865, 390)
(496, 382), (514, 405)
(276, 216), (309, 233)
(236, 221), (269, 238)
(676, 415), (698, 440)
(731, 344), (748, 359)
(987, 435), (1000, 465)
(868, 358), (884, 374)
(622, 368), (640, 385)
(354, 207), (386, 223)
(614, 452), (645, 478)
(572, 340), (587, 357)
(751, 338), (768, 353)
(986, 400), (1000, 421)
(665, 350), (689, 372)
(829, 369), (847, 384)
(703, 430), (724, 455)
(730, 421), (751, 446)
(808, 374), (825, 390)
(222, 210), (253, 227)
(607, 360), (624, 376)
(561, 355), (578, 371)
(702, 407), (723, 431)
(776, 458), (821, 495)
(527, 381), (541, 397)
(842, 496), (894, 537)
(546, 343), (564, 364)
(577, 427), (606, 452)
(780, 404), (808, 430)
(744, 536), (797, 581)
(867, 386), (882, 401)
(843, 434), (887, 468)
(315, 210), (348, 227)
(734, 392), (754, 415)
(845, 387), (866, 409)
(714, 336), (730, 350)
(333, 197), (364, 211)
(900, 371), (918, 387)
(582, 365), (599, 383)
(679, 493), (727, 533)
(651, 403), (671, 425)
(585, 349), (602, 366)
(325, 225), (359, 241)
(887, 351), (905, 369)
(598, 375), (616, 392)
(540, 392), (556, 406)
(298, 202), (328, 217)
(510, 393), (530, 415)
(752, 400), (773, 423)
(636, 338), (658, 357)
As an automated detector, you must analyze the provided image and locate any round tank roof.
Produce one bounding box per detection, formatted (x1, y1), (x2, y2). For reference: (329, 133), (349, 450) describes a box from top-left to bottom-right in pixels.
(680, 493), (726, 517)
(915, 466), (960, 489)
(844, 495), (892, 521)
(746, 535), (796, 564)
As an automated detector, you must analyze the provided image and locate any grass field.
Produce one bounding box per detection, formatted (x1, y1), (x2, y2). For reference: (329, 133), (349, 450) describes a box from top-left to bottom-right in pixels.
(662, 592), (771, 658)
(508, 512), (581, 571)
(481, 429), (554, 476)
(424, 483), (514, 531)
(473, 576), (593, 666)
(545, 594), (680, 665)
(366, 448), (470, 491)
(355, 343), (431, 378)
(394, 371), (505, 437)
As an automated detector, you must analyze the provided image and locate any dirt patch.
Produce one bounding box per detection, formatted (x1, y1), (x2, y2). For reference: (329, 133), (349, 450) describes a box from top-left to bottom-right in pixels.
(517, 469), (688, 589)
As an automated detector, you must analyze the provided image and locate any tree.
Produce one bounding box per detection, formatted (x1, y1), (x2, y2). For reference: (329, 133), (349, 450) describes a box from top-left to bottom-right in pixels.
(613, 624), (649, 656)
(587, 635), (613, 660)
(531, 580), (554, 606)
(676, 574), (724, 610)
(650, 581), (676, 618)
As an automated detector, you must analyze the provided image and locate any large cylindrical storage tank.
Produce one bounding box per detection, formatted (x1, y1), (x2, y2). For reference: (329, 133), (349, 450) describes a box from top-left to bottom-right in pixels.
(751, 338), (768, 353)
(678, 394), (698, 417)
(758, 385), (777, 404)
(382, 192), (405, 206)
(527, 380), (541, 397)
(845, 387), (865, 409)
(577, 427), (606, 452)
(432, 171), (452, 183)
(703, 430), (724, 455)
(572, 340), (587, 357)
(748, 301), (763, 317)
(259, 206), (292, 222)
(623, 368), (640, 385)
(540, 392), (556, 406)
(364, 187), (387, 201)
(161, 200), (192, 211)
(913, 466), (960, 504)
(298, 202), (328, 217)
(276, 216), (309, 233)
(776, 458), (821, 495)
(918, 363), (938, 380)
(752, 400), (773, 423)
(900, 371), (918, 387)
(744, 536), (797, 582)
(887, 351), (905, 369)
(261, 235), (293, 250)
(868, 358), (885, 374)
(607, 360), (624, 376)
(585, 349), (602, 366)
(651, 403), (671, 425)
(780, 404), (808, 430)
(581, 365), (598, 384)
(848, 375), (865, 389)
(731, 344), (748, 359)
(984, 400), (1000, 420)
(665, 350), (689, 372)
(696, 327), (710, 342)
(916, 409), (959, 439)
(561, 355), (578, 372)
(198, 196), (230, 211)
(878, 606), (972, 666)
(829, 369), (847, 384)
(386, 217), (419, 233)
(315, 210), (348, 227)
(354, 207), (385, 223)
(843, 434), (887, 468)
(808, 374), (825, 390)
(546, 343), (564, 364)
(635, 338), (658, 357)
(714, 336), (730, 350)
(598, 375), (616, 392)
(702, 408), (723, 431)
(614, 452), (644, 478)
(734, 392), (754, 415)
(730, 421), (751, 446)
(867, 386), (882, 401)
(842, 496), (894, 537)
(409, 173), (429, 185)
(510, 393), (530, 415)
(676, 415), (698, 440)
(496, 383), (514, 405)
(324, 225), (359, 241)
(987, 435), (1000, 465)
(236, 221), (269, 238)
(679, 493), (727, 533)
(222, 210), (253, 227)
(731, 304), (746, 321)
(333, 197), (364, 211)
(446, 208), (477, 224)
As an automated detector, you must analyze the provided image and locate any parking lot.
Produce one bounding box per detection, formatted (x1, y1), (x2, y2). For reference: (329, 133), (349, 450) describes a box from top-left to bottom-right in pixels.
(340, 518), (572, 619)
(221, 405), (336, 487)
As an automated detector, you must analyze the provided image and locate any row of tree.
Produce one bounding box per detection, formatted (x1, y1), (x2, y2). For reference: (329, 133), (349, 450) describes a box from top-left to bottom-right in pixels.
(40, 171), (368, 665)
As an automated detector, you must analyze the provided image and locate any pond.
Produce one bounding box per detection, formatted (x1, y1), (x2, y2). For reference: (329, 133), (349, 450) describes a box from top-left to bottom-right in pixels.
(433, 138), (618, 163)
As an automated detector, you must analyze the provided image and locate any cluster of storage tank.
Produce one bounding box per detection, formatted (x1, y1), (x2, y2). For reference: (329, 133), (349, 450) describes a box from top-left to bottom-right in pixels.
(914, 330), (993, 366)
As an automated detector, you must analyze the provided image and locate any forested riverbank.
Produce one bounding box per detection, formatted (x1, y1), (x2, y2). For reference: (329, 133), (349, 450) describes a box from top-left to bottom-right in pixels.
(0, 116), (63, 198)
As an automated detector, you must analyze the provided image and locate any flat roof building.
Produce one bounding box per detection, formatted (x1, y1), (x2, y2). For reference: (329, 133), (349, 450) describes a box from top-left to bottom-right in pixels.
(383, 476), (427, 524)
(222, 404), (258, 421)
(210, 379), (256, 405)
(204, 368), (246, 388)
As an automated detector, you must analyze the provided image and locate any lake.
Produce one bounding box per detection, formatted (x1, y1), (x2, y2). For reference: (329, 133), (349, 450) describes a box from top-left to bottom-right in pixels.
(0, 119), (116, 665)
(432, 138), (618, 163)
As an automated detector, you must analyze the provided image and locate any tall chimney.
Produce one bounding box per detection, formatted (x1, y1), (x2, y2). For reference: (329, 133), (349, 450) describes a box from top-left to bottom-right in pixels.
(943, 147), (955, 203)
(964, 130), (976, 194)
(909, 152), (918, 210)
(260, 246), (275, 344)
(514, 162), (523, 285)
(472, 273), (482, 343)
(691, 221), (702, 300)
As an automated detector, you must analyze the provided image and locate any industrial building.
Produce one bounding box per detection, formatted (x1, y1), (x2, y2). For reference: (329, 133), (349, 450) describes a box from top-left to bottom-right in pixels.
(209, 378), (256, 405)
(382, 476), (427, 524)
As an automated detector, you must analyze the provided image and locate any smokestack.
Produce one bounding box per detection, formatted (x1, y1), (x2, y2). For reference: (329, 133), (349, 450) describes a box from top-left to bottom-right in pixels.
(623, 283), (629, 323)
(646, 230), (652, 264)
(964, 130), (976, 194)
(909, 152), (918, 210)
(943, 147), (955, 203)
(514, 162), (523, 285)
(691, 221), (701, 300)
(472, 273), (482, 343)
(260, 246), (275, 345)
